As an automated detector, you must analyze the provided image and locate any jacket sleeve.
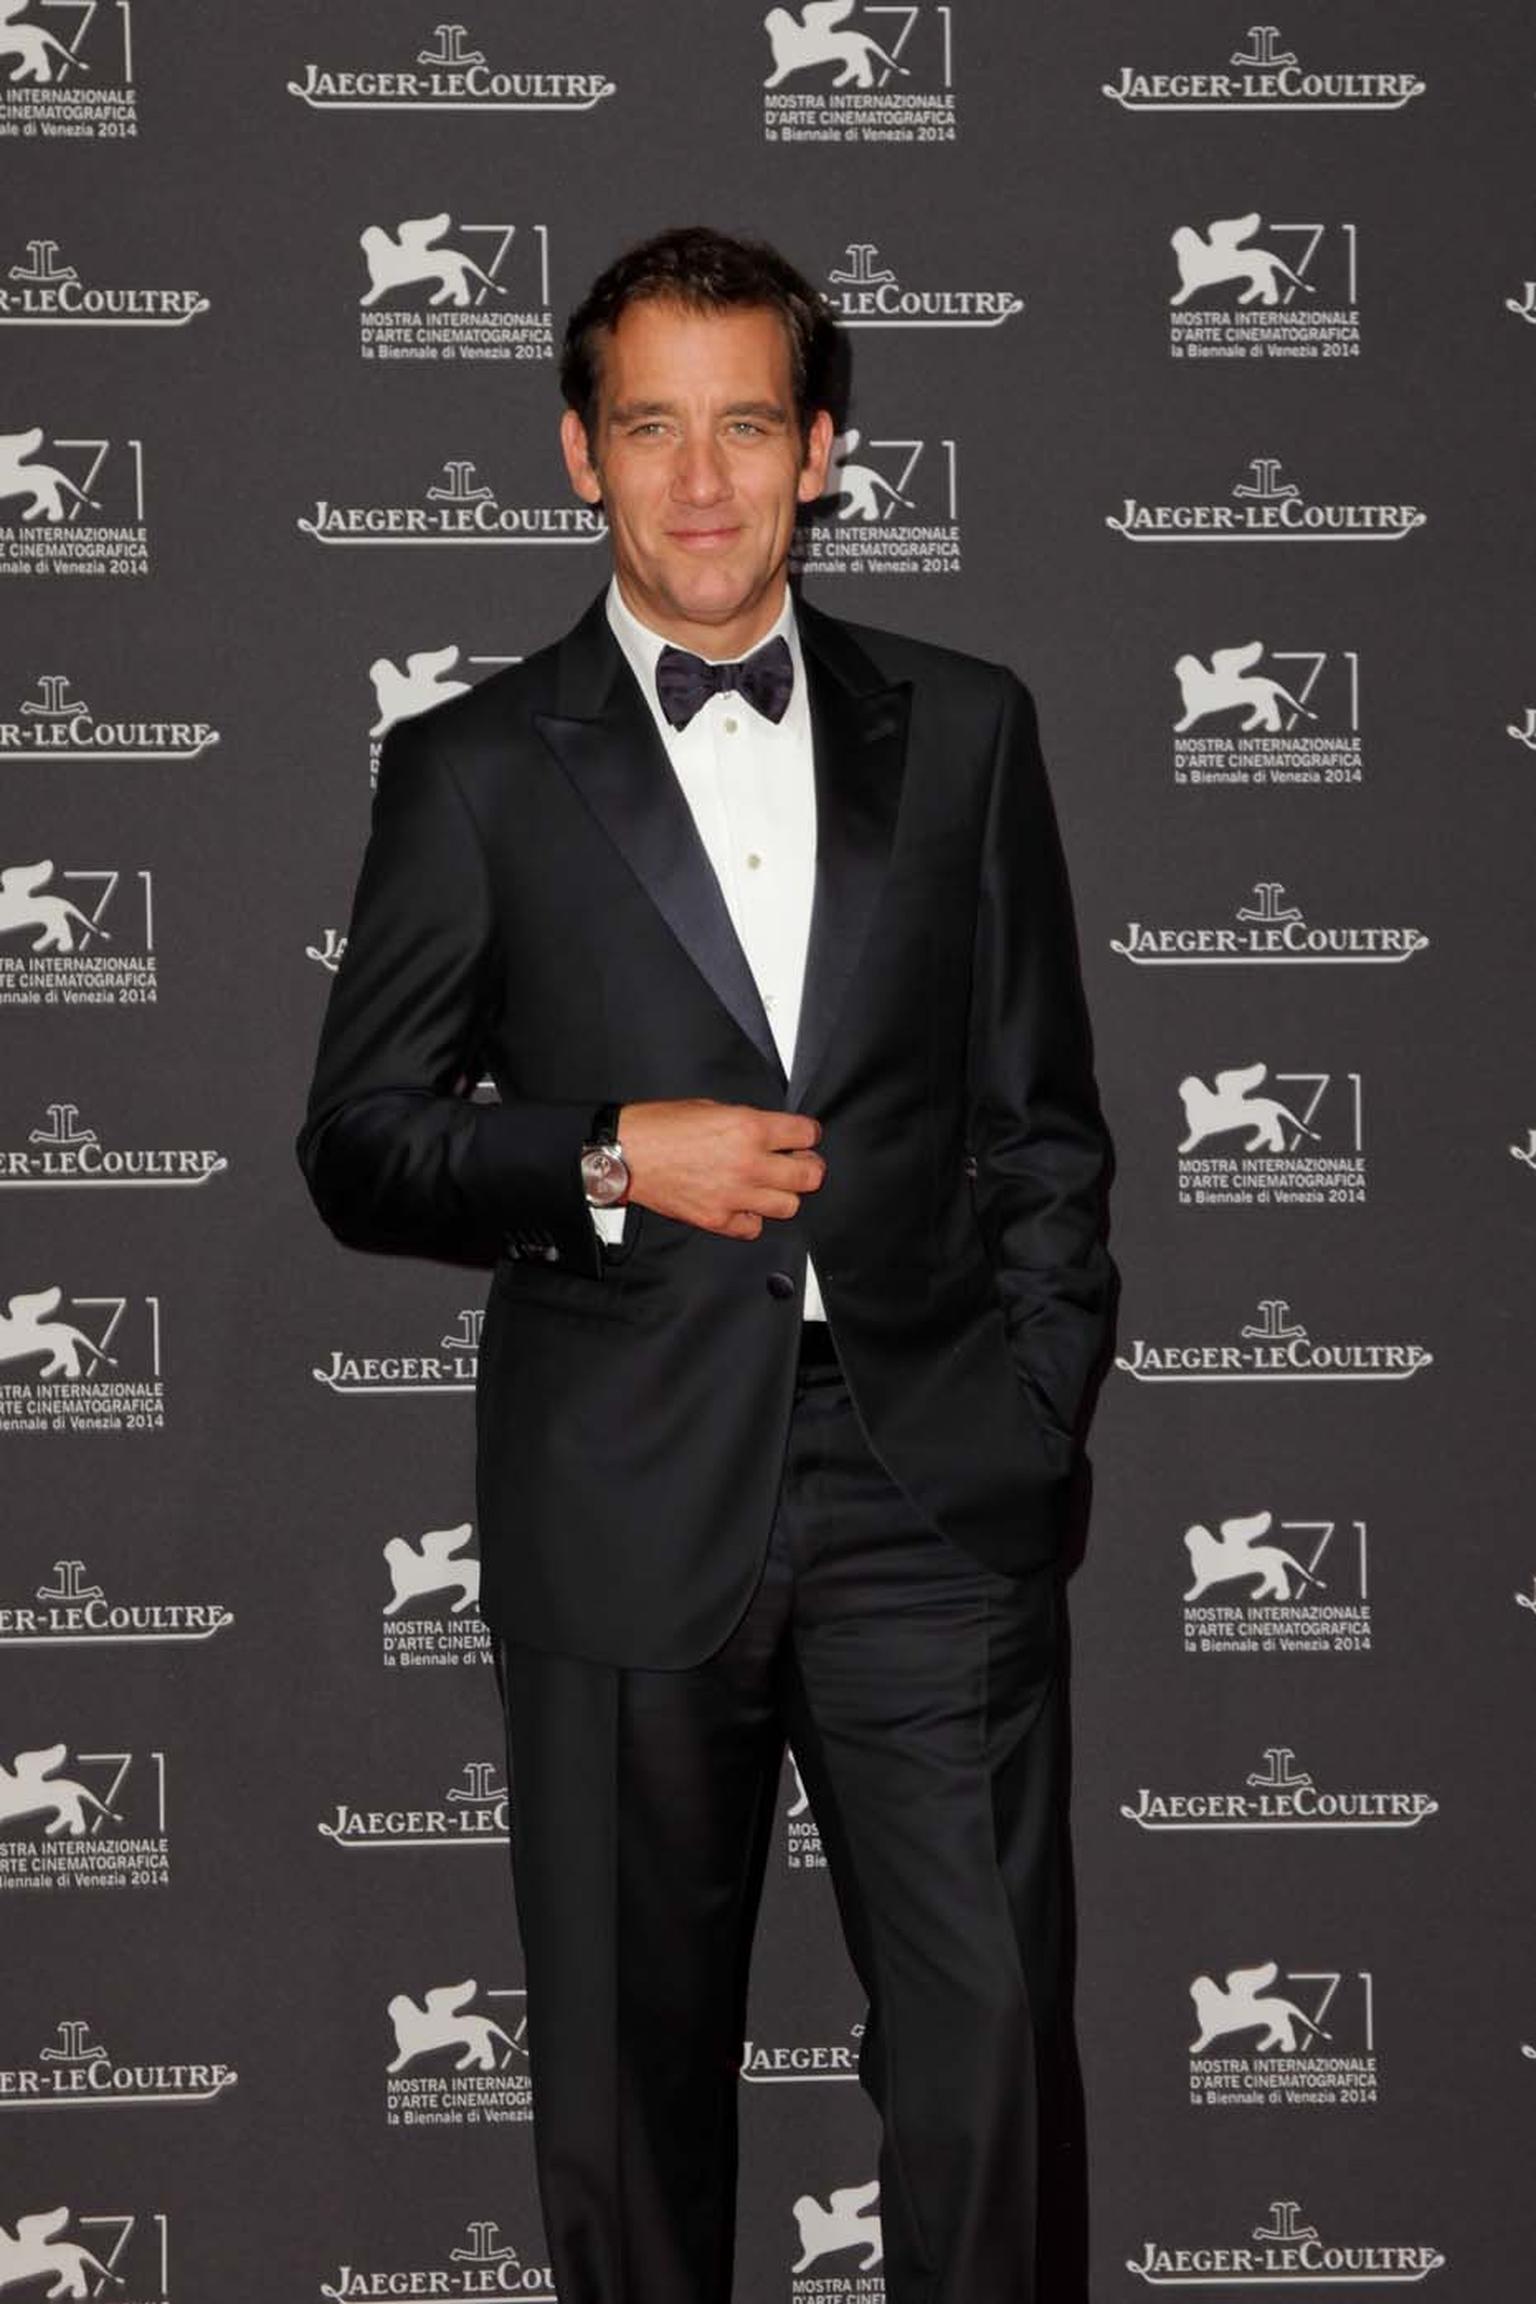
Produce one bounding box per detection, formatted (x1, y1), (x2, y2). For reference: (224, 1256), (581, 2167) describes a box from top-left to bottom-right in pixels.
(296, 715), (602, 1271)
(965, 670), (1116, 1441)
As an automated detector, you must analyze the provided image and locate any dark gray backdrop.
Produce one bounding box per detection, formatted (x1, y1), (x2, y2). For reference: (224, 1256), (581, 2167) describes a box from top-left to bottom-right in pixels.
(4, 4), (1533, 2298)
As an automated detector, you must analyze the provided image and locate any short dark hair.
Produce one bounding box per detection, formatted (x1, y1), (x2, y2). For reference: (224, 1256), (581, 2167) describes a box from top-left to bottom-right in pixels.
(559, 226), (837, 443)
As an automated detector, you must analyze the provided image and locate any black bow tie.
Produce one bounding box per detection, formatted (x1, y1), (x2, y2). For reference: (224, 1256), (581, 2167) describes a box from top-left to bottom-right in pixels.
(654, 635), (795, 732)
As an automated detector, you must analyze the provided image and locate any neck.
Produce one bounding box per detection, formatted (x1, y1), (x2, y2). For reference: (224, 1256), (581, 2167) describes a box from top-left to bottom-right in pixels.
(614, 571), (790, 661)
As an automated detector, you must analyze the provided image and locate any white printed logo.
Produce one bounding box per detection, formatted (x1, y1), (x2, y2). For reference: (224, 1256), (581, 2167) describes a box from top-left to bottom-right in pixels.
(1177, 1063), (1365, 1207)
(783, 1750), (824, 1871)
(313, 1309), (480, 1397)
(0, 860), (112, 949)
(320, 1761), (508, 1851)
(0, 1288), (164, 1435)
(1103, 26), (1424, 114)
(322, 2221), (555, 2303)
(0, 1), (138, 136)
(1183, 1510), (1371, 1657)
(793, 2179), (883, 2270)
(1, 672), (218, 763)
(0, 2206), (129, 2302)
(0, 428), (96, 518)
(0, 1289), (100, 1376)
(1173, 214), (1313, 307)
(1187, 1961), (1377, 2108)
(370, 646), (471, 734)
(1172, 643), (1361, 789)
(382, 1521), (491, 1671)
(368, 645), (517, 783)
(824, 240), (1020, 329)
(0, 1745), (116, 1836)
(0, 1102), (226, 1189)
(385, 1523), (479, 1613)
(1108, 455), (1424, 545)
(0, 429), (148, 574)
(1506, 706), (1536, 752)
(1187, 1512), (1321, 1604)
(1179, 1066), (1325, 1152)
(384, 1980), (531, 2130)
(359, 217), (553, 364)
(1123, 1744), (1435, 1834)
(794, 426), (960, 577)
(1116, 1297), (1431, 1385)
(1128, 2196), (1444, 2289)
(289, 20), (614, 113)
(1112, 881), (1428, 968)
(0, 1744), (169, 1890)
(1, 0), (81, 82)
(742, 2021), (862, 2084)
(1507, 275), (1536, 326)
(0, 1557), (232, 1648)
(0, 2016), (235, 2108)
(1176, 642), (1315, 731)
(0, 238), (205, 327)
(764, 3), (956, 145)
(298, 457), (605, 548)
(766, 5), (907, 87)
(388, 1982), (520, 2073)
(306, 928), (347, 975)
(1169, 215), (1359, 359)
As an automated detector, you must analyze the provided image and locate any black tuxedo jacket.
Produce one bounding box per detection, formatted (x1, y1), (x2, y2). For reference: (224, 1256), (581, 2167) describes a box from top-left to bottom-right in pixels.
(299, 590), (1114, 1667)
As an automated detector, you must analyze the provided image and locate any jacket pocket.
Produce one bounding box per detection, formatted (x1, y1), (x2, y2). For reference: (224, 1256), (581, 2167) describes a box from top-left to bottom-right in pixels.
(491, 1256), (636, 1323)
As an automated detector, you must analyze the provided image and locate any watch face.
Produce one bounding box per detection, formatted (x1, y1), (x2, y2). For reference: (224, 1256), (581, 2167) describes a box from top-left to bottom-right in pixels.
(582, 1146), (628, 1207)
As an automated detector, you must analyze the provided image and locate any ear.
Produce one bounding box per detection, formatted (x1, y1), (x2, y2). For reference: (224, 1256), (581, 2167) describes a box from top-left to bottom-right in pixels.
(560, 408), (602, 505)
(796, 407), (835, 505)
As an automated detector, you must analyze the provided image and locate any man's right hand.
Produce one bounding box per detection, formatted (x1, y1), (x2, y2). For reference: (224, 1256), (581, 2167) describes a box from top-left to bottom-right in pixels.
(616, 1099), (825, 1240)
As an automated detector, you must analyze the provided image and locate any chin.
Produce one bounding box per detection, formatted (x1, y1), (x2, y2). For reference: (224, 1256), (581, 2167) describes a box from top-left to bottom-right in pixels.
(666, 569), (758, 622)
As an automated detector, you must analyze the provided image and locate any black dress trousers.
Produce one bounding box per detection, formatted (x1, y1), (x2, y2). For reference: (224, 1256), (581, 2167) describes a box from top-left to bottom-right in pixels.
(496, 1346), (1069, 2304)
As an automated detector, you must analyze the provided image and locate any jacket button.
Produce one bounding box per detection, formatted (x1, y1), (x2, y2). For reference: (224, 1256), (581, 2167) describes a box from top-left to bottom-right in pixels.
(766, 1271), (796, 1301)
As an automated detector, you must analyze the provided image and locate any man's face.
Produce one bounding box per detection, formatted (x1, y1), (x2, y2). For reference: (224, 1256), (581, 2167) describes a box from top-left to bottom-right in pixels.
(560, 297), (833, 656)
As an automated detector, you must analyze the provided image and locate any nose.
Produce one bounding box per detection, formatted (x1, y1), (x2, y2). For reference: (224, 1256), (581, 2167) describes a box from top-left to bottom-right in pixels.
(671, 430), (731, 506)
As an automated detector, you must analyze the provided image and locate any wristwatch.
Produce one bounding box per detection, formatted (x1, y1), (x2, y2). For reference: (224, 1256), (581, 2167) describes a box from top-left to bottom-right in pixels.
(580, 1101), (630, 1208)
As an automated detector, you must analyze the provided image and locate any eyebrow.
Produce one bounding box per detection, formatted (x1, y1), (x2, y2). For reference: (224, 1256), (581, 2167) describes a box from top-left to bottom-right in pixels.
(606, 398), (790, 424)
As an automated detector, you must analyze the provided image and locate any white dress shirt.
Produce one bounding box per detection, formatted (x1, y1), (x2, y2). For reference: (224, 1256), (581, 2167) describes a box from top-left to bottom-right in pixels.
(593, 577), (827, 1320)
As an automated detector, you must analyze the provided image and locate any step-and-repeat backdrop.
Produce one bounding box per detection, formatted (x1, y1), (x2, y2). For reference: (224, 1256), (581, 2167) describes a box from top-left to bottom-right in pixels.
(5, 4), (1532, 2298)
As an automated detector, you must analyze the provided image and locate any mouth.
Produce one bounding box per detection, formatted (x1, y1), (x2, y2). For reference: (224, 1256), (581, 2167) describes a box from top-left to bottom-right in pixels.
(667, 526), (743, 552)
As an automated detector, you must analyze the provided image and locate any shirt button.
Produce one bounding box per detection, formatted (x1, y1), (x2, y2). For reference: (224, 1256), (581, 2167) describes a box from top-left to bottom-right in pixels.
(746, 851), (762, 871)
(723, 716), (739, 734)
(766, 1272), (796, 1301)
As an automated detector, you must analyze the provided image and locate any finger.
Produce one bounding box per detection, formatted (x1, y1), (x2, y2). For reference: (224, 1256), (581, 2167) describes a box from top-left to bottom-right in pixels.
(737, 1188), (801, 1223)
(772, 1151), (826, 1192)
(739, 1151), (822, 1195)
(753, 1109), (822, 1152)
(717, 1210), (764, 1240)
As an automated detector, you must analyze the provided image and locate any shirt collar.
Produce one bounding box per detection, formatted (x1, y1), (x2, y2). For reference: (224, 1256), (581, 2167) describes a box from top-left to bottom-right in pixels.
(605, 576), (804, 717)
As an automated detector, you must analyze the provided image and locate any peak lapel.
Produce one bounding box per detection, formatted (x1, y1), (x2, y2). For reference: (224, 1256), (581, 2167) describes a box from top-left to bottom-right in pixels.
(788, 612), (912, 1110)
(533, 602), (783, 1080)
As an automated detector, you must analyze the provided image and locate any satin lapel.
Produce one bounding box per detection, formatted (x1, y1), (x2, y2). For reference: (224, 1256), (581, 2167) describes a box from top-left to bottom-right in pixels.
(533, 604), (783, 1079)
(788, 622), (912, 1110)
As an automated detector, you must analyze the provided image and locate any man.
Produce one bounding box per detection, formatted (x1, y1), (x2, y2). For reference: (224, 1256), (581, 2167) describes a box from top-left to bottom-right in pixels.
(299, 226), (1114, 2304)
